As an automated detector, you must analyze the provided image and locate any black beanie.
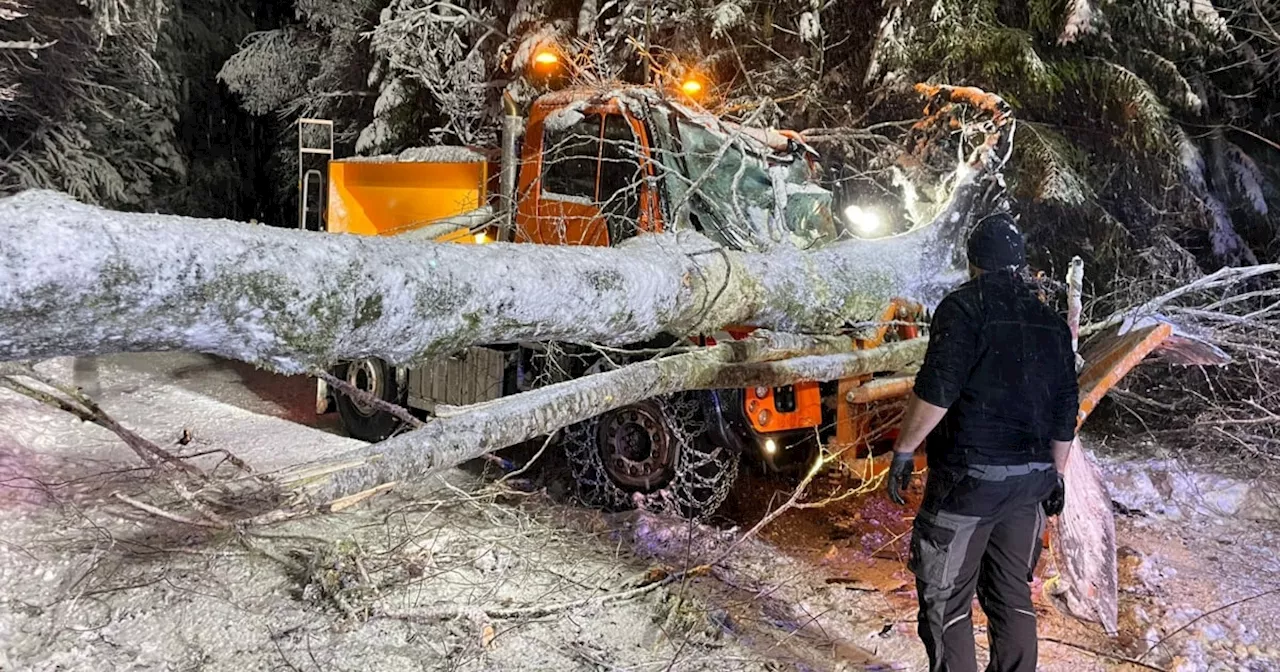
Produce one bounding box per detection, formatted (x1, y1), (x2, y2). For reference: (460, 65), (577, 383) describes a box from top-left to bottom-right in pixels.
(967, 213), (1026, 270)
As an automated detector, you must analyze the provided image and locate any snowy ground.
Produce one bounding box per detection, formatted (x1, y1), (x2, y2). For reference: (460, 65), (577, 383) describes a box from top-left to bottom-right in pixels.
(1, 353), (1278, 671)
(0, 354), (919, 671)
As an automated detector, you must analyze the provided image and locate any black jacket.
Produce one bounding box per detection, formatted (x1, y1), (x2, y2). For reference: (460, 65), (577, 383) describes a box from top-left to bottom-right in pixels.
(913, 270), (1079, 469)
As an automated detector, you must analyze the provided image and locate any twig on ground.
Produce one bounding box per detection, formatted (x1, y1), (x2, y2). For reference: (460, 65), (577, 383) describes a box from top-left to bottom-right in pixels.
(710, 438), (834, 565)
(267, 626), (306, 672)
(171, 480), (232, 527)
(1040, 638), (1166, 671)
(239, 535), (304, 572)
(1211, 427), (1280, 463)
(497, 431), (557, 484)
(868, 529), (912, 559)
(0, 371), (199, 476)
(113, 493), (226, 529)
(1138, 585), (1280, 662)
(0, 367), (250, 529)
(379, 565), (708, 623)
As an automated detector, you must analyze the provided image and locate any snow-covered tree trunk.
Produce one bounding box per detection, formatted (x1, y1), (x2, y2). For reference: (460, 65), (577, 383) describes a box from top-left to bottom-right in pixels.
(1, 84), (1014, 377)
(0, 172), (982, 374)
(0, 89), (1011, 375)
(285, 334), (926, 506)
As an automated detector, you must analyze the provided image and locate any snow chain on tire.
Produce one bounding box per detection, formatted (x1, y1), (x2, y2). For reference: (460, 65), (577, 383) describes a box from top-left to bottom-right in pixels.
(563, 392), (740, 520)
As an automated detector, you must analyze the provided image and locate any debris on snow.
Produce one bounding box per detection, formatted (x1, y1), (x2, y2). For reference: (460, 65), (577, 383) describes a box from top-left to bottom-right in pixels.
(1100, 456), (1279, 522)
(0, 353), (930, 671)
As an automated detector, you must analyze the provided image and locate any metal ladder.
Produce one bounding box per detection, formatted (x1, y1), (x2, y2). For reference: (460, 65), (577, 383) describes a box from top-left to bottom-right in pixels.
(297, 118), (334, 231)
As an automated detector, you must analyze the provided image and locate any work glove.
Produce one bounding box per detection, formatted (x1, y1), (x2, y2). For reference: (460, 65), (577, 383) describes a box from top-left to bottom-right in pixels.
(886, 451), (915, 506)
(1042, 474), (1065, 517)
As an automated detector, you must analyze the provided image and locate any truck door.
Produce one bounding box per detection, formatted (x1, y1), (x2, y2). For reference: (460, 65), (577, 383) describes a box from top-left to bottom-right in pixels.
(517, 108), (658, 246)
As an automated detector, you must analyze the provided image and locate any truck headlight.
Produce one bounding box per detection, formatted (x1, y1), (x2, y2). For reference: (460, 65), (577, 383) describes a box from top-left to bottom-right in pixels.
(843, 204), (885, 236)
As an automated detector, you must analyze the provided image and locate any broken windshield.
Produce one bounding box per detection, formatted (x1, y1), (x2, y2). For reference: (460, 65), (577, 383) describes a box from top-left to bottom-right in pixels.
(665, 115), (837, 251)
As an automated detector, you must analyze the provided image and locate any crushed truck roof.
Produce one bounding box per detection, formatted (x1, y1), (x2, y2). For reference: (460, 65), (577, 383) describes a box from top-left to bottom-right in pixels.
(530, 85), (820, 161)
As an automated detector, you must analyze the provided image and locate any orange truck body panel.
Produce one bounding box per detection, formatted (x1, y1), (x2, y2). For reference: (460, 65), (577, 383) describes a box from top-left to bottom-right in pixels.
(751, 300), (928, 440)
(514, 96), (663, 246)
(746, 382), (823, 433)
(1074, 321), (1173, 428)
(327, 159), (488, 236)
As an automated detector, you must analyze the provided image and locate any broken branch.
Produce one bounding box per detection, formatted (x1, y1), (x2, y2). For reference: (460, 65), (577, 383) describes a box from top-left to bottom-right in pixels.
(252, 335), (925, 509)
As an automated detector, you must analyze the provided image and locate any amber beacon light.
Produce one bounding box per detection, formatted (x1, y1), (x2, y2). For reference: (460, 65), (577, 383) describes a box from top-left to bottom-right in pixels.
(533, 50), (560, 68)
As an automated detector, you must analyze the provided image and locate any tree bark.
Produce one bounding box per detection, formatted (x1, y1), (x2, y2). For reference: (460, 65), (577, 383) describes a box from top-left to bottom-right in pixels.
(0, 171), (975, 375)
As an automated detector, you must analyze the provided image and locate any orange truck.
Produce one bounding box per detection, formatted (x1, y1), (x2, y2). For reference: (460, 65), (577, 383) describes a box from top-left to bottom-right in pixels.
(306, 81), (1185, 518)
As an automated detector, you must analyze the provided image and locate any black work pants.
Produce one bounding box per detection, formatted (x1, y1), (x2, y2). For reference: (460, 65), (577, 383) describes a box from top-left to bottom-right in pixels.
(908, 466), (1054, 672)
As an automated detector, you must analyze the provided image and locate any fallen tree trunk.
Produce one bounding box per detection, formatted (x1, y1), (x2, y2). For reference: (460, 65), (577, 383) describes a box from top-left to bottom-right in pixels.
(261, 334), (927, 506)
(0, 86), (1009, 375)
(0, 189), (965, 375)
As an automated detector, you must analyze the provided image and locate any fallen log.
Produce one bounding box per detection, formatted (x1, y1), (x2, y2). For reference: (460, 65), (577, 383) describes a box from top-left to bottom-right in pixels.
(257, 334), (927, 506)
(0, 188), (968, 375)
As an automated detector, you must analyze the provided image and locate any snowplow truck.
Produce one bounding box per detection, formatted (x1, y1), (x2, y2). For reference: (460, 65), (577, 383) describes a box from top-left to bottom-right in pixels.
(308, 85), (1181, 518)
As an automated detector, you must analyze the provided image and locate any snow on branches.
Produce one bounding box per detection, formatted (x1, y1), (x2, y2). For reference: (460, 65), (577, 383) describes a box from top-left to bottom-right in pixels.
(0, 0), (181, 207)
(218, 29), (322, 117)
(365, 0), (498, 148)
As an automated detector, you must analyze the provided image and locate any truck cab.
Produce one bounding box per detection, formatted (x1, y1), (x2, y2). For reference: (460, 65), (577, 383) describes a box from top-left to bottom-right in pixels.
(511, 87), (839, 253)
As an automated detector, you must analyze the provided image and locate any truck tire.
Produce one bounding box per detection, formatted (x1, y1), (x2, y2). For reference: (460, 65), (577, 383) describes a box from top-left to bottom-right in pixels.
(562, 393), (740, 519)
(333, 357), (406, 442)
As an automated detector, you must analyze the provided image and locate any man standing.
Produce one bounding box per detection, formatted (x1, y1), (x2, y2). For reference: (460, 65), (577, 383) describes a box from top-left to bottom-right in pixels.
(886, 213), (1078, 672)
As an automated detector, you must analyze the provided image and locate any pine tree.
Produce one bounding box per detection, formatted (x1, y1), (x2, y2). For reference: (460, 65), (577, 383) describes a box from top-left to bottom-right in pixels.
(865, 0), (1277, 271)
(211, 0), (1277, 280)
(0, 0), (182, 208)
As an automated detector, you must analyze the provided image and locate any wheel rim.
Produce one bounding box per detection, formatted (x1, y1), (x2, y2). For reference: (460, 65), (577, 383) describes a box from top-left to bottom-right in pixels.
(345, 359), (382, 417)
(597, 404), (676, 490)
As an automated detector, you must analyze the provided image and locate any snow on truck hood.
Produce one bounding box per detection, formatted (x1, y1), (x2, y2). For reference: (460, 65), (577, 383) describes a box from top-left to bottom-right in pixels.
(342, 146), (488, 164)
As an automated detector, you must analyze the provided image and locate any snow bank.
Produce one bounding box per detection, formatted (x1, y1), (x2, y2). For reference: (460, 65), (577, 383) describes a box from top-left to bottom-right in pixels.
(1100, 456), (1279, 522)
